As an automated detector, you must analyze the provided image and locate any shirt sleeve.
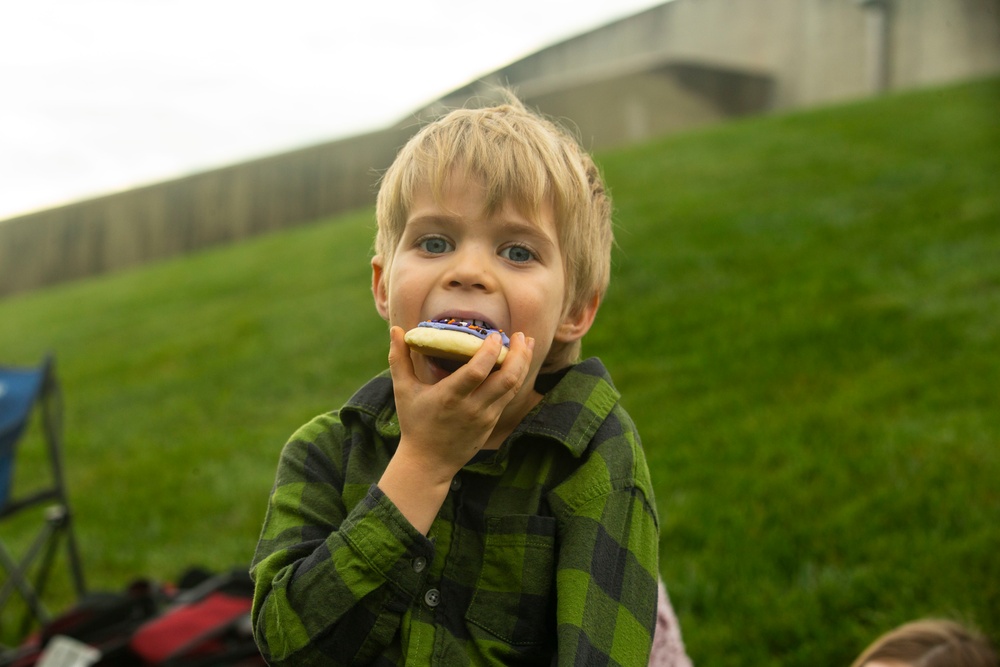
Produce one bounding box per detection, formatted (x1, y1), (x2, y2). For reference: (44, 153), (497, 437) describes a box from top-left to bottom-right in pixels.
(249, 418), (434, 666)
(550, 430), (660, 664)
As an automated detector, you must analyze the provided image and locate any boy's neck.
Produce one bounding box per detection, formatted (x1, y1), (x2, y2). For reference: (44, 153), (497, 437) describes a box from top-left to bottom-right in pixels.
(533, 363), (574, 394)
(480, 361), (577, 450)
(482, 386), (544, 450)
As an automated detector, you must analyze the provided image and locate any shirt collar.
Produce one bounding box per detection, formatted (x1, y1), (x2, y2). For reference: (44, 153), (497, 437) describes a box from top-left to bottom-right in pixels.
(514, 357), (620, 458)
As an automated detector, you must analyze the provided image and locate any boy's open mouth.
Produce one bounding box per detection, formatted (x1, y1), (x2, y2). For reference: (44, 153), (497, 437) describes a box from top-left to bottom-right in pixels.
(427, 355), (502, 377)
(430, 356), (466, 374)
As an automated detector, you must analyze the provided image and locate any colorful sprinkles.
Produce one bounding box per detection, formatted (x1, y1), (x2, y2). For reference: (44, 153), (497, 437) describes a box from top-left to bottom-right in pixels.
(418, 318), (510, 347)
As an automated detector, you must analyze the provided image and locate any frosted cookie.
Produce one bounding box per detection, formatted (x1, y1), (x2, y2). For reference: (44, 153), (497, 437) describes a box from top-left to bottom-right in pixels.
(404, 319), (509, 365)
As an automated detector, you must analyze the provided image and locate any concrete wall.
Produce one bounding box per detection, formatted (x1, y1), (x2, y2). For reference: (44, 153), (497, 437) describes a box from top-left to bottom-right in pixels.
(2, 0), (998, 298)
(892, 0), (1000, 86)
(0, 127), (412, 297)
(515, 62), (775, 151)
(425, 0), (1000, 113)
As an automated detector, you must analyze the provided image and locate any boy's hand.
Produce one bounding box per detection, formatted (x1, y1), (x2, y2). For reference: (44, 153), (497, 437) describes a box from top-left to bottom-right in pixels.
(378, 325), (534, 534)
(389, 325), (533, 471)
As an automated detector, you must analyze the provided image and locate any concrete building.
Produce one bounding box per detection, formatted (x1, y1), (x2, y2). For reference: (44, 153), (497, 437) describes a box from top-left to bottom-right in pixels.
(2, 0), (998, 297)
(415, 0), (1000, 149)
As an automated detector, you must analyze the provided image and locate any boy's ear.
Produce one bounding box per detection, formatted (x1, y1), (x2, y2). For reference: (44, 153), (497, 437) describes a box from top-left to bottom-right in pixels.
(554, 293), (600, 343)
(371, 256), (390, 321)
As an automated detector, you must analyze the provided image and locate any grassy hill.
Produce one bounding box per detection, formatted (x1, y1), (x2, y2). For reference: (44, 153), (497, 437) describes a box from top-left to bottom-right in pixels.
(2, 77), (998, 664)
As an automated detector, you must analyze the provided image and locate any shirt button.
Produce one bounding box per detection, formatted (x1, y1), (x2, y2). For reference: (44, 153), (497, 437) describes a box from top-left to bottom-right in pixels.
(424, 588), (441, 607)
(450, 477), (462, 491)
(412, 556), (427, 573)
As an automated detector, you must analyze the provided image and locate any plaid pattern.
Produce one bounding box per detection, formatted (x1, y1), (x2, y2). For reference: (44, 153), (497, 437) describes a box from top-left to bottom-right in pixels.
(251, 358), (660, 665)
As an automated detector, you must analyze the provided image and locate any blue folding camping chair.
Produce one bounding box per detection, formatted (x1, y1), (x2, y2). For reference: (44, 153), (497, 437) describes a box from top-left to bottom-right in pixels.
(0, 355), (86, 638)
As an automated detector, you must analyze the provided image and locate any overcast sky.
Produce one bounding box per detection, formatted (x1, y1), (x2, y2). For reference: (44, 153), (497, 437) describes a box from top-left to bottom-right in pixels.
(0, 0), (670, 221)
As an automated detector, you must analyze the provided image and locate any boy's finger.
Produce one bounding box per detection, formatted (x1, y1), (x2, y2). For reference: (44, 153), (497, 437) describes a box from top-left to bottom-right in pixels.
(448, 333), (506, 394)
(501, 332), (533, 391)
(387, 326), (417, 387)
(478, 332), (533, 403)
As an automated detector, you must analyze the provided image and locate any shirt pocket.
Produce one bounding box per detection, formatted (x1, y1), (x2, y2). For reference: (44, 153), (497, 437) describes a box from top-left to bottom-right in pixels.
(465, 514), (557, 646)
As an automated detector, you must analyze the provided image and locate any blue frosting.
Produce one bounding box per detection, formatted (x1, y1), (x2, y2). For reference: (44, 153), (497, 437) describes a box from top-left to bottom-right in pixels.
(418, 319), (510, 347)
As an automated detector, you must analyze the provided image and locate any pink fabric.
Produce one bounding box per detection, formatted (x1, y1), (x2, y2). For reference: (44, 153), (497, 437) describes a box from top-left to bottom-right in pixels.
(649, 579), (693, 667)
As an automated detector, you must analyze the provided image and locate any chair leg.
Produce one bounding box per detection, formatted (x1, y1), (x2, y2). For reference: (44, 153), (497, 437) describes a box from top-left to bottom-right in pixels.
(36, 505), (85, 597)
(16, 510), (73, 637)
(40, 361), (87, 600)
(0, 523), (55, 627)
(0, 542), (35, 611)
(62, 510), (86, 599)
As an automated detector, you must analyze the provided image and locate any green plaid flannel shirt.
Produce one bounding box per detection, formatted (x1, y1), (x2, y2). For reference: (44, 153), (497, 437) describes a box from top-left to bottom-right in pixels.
(250, 357), (660, 665)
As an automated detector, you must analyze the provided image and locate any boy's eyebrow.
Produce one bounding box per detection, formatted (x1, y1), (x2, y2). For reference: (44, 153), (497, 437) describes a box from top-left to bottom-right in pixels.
(404, 211), (460, 226)
(405, 213), (557, 246)
(493, 218), (557, 246)
(402, 213), (462, 236)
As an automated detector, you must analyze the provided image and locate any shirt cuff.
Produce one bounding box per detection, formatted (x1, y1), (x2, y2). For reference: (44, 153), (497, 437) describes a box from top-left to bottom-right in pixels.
(339, 484), (435, 593)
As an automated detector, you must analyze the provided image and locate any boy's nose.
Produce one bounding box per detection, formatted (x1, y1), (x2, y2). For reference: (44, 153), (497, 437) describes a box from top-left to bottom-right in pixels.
(445, 247), (494, 291)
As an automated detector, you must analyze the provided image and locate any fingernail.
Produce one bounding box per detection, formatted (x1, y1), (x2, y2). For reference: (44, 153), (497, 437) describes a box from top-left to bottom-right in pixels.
(526, 336), (535, 351)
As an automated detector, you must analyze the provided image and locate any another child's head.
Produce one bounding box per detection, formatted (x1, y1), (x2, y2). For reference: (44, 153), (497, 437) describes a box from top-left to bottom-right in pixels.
(850, 619), (998, 667)
(373, 92), (613, 370)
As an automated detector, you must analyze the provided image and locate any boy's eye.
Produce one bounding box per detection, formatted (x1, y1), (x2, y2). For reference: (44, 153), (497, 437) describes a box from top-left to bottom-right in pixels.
(419, 237), (453, 254)
(500, 245), (535, 263)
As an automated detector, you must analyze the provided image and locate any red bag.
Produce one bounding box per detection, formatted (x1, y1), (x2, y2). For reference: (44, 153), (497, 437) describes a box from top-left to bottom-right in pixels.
(0, 579), (166, 667)
(128, 570), (263, 667)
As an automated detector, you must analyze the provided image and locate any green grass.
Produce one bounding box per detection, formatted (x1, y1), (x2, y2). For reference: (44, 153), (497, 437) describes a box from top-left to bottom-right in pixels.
(2, 76), (998, 663)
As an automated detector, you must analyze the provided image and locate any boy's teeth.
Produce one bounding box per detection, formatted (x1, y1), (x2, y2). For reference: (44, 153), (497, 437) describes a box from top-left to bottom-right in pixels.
(436, 317), (494, 329)
(452, 318), (488, 328)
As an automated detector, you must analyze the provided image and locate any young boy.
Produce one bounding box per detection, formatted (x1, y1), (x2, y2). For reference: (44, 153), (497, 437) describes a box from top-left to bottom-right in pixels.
(250, 94), (662, 665)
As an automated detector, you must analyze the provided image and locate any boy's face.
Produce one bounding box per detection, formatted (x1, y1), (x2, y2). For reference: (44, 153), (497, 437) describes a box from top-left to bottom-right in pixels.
(372, 171), (596, 387)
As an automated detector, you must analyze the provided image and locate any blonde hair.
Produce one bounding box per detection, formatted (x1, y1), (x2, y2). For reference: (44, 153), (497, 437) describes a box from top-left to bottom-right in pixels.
(374, 92), (613, 369)
(851, 619), (998, 667)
